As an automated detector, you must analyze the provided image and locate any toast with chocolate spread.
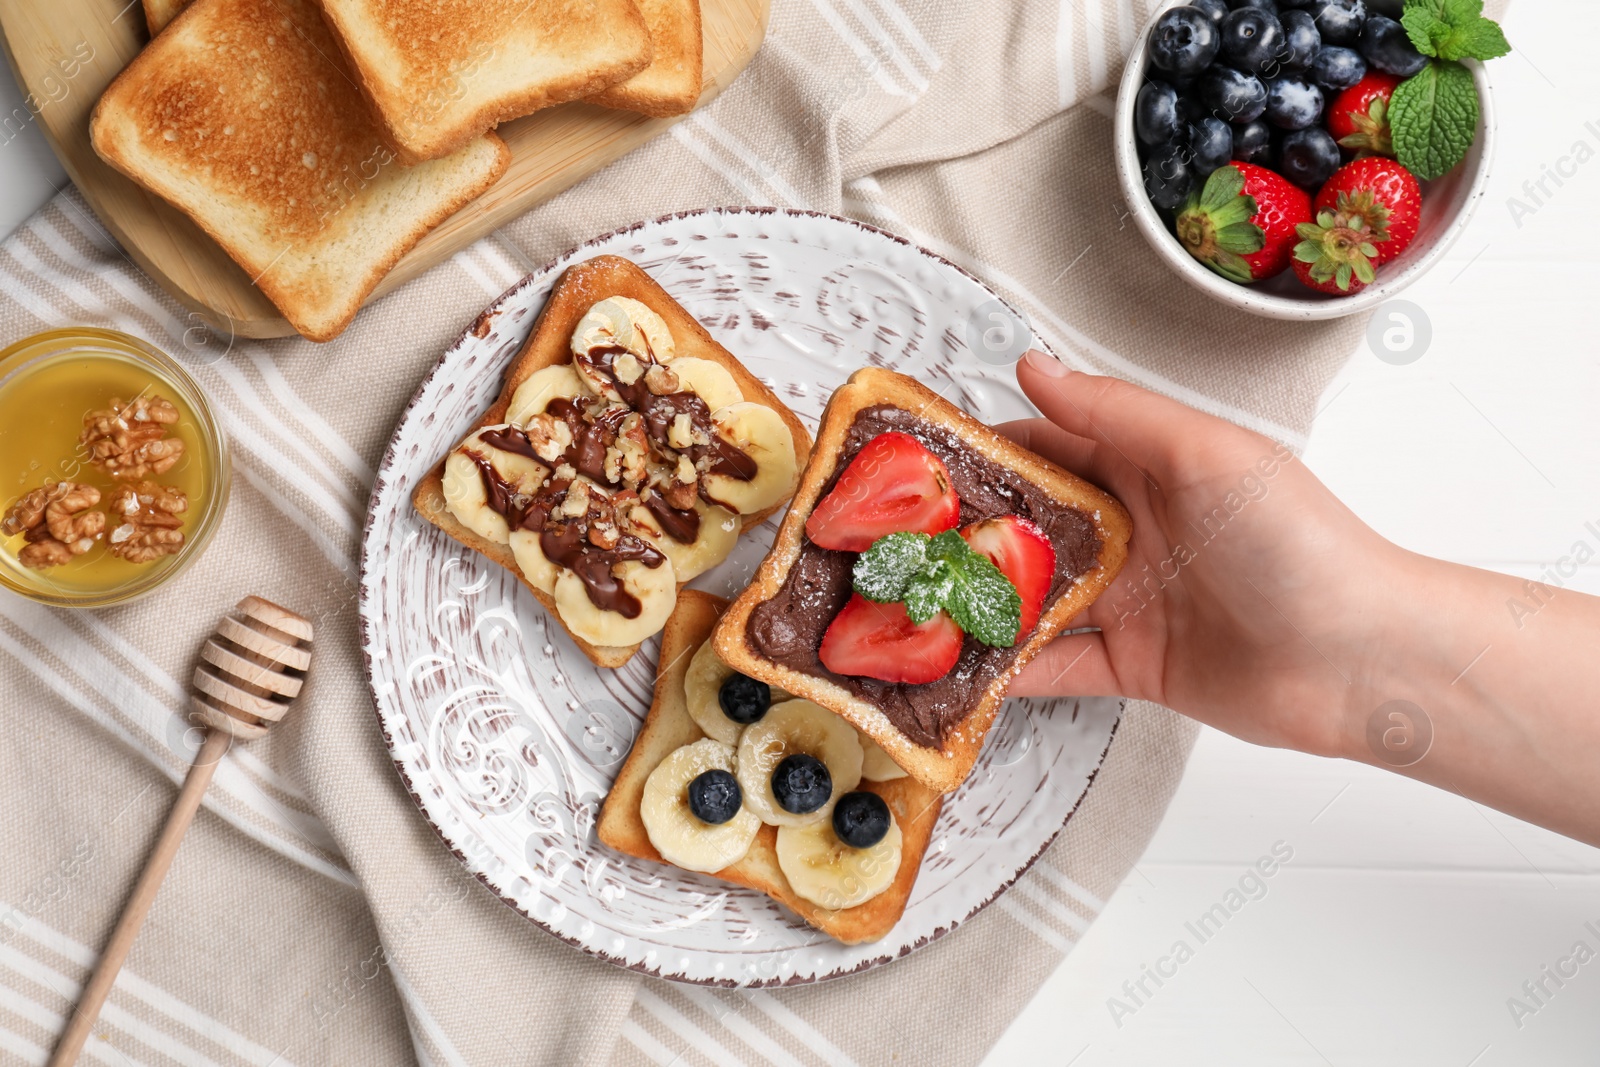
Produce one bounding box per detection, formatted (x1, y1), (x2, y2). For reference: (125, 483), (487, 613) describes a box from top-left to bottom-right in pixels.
(713, 367), (1132, 794)
(412, 255), (811, 668)
(597, 590), (943, 944)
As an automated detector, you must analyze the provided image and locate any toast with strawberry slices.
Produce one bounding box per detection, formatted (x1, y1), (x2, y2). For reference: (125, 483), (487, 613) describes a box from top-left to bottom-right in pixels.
(713, 368), (1132, 794)
(597, 590), (944, 944)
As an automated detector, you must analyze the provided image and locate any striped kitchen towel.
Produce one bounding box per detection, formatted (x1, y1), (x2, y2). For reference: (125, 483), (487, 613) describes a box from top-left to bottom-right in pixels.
(0, 0), (1417, 1063)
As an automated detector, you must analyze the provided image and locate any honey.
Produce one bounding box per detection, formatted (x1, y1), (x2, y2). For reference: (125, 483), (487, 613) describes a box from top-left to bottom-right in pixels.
(0, 329), (228, 606)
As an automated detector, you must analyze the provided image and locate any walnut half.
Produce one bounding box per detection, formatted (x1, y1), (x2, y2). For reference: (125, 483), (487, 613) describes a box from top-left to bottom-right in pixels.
(82, 394), (186, 480)
(2, 482), (105, 569)
(107, 481), (187, 563)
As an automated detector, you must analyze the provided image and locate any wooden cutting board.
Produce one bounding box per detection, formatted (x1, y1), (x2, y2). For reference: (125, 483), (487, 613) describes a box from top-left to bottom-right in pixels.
(0, 0), (769, 339)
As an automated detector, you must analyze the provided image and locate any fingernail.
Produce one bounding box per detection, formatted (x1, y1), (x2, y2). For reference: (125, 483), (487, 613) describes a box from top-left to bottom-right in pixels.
(1024, 349), (1071, 378)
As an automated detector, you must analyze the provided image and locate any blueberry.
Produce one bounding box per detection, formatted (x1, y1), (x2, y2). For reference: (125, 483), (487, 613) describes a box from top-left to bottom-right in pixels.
(1136, 81), (1185, 145)
(1279, 10), (1320, 70)
(1278, 0), (1316, 6)
(1226, 0), (1278, 11)
(771, 753), (832, 815)
(1199, 65), (1268, 123)
(832, 791), (892, 849)
(1310, 45), (1366, 90)
(1360, 15), (1428, 76)
(1264, 76), (1323, 129)
(1279, 127), (1342, 188)
(687, 769), (742, 825)
(1312, 0), (1365, 46)
(1148, 7), (1222, 77)
(1143, 141), (1194, 211)
(1191, 0), (1229, 24)
(1220, 9), (1286, 76)
(1232, 119), (1274, 164)
(718, 673), (770, 725)
(1188, 116), (1233, 175)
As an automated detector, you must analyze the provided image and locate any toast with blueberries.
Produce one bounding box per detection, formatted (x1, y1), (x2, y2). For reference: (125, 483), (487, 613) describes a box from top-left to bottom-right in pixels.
(597, 590), (944, 944)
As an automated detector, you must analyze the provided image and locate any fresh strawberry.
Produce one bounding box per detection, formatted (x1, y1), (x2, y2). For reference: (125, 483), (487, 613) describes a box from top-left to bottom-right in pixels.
(1314, 157), (1421, 265)
(806, 432), (959, 552)
(1327, 72), (1402, 158)
(1292, 157), (1422, 295)
(1174, 163), (1312, 284)
(960, 516), (1055, 637)
(819, 594), (964, 684)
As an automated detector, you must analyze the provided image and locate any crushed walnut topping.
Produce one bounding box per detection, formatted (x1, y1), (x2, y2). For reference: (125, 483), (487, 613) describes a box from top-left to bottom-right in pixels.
(2, 482), (105, 569)
(82, 394), (186, 480)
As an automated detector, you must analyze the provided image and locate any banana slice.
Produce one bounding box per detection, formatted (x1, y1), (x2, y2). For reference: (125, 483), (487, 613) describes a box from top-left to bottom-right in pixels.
(506, 364), (590, 425)
(571, 297), (676, 399)
(669, 357), (743, 410)
(553, 555), (676, 647)
(641, 739), (760, 873)
(507, 528), (559, 594)
(701, 402), (797, 516)
(859, 734), (909, 782)
(736, 699), (863, 827)
(777, 814), (903, 910)
(629, 498), (740, 582)
(440, 426), (547, 544)
(684, 639), (792, 745)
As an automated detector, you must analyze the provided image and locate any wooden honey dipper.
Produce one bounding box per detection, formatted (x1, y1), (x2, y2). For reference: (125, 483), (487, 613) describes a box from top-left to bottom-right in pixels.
(49, 596), (312, 1067)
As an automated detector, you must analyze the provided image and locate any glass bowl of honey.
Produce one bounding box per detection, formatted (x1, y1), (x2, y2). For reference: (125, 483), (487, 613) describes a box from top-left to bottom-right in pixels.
(0, 328), (229, 607)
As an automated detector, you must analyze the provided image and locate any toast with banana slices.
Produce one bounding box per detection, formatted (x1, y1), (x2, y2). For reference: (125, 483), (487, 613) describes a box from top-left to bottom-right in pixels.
(589, 0), (704, 116)
(412, 255), (811, 668)
(92, 0), (510, 343)
(598, 591), (944, 944)
(714, 367), (1133, 794)
(316, 0), (654, 162)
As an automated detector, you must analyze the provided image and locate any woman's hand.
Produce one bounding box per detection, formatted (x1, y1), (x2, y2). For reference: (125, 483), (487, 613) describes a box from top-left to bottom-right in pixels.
(1005, 350), (1417, 757)
(1004, 350), (1600, 846)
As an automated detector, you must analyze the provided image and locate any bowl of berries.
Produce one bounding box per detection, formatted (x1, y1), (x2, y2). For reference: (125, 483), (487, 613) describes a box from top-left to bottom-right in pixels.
(1116, 0), (1507, 319)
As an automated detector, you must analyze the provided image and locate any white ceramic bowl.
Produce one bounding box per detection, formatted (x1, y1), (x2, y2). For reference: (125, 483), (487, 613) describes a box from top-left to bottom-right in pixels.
(1114, 0), (1496, 320)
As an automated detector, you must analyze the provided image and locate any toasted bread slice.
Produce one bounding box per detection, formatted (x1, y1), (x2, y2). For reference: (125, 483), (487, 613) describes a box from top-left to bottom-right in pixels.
(597, 591), (943, 944)
(713, 368), (1133, 794)
(142, 0), (186, 33)
(92, 0), (510, 343)
(411, 255), (813, 668)
(589, 0), (703, 117)
(315, 0), (654, 163)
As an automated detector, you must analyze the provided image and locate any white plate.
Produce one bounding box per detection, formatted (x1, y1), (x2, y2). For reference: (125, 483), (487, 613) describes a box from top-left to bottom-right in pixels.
(359, 208), (1123, 986)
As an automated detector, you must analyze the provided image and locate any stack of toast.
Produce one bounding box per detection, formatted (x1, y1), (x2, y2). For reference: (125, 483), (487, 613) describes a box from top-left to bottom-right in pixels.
(93, 0), (706, 341)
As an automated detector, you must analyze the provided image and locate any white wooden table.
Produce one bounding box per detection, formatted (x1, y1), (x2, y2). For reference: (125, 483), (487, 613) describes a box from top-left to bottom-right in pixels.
(4, 2), (1597, 1061)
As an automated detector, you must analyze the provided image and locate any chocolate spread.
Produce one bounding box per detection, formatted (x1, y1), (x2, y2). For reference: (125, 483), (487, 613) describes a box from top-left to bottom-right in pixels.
(746, 405), (1104, 748)
(467, 335), (758, 617)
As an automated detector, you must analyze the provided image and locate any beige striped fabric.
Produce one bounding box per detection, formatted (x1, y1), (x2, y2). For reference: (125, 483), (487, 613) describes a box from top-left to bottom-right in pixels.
(0, 0), (1457, 1063)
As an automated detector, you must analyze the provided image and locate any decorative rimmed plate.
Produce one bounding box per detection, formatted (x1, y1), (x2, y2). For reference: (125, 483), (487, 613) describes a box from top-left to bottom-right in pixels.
(359, 208), (1124, 986)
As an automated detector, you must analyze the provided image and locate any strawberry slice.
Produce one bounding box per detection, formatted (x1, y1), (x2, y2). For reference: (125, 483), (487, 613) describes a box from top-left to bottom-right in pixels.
(805, 432), (959, 552)
(818, 594), (963, 684)
(961, 516), (1056, 637)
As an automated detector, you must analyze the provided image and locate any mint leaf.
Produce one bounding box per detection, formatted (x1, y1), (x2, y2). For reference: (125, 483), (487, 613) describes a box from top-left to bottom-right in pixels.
(1402, 0), (1510, 61)
(902, 568), (951, 624)
(1390, 60), (1479, 181)
(1401, 6), (1451, 56)
(851, 529), (1021, 647)
(853, 532), (931, 603)
(1438, 18), (1510, 61)
(1440, 0), (1483, 24)
(944, 552), (1021, 648)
